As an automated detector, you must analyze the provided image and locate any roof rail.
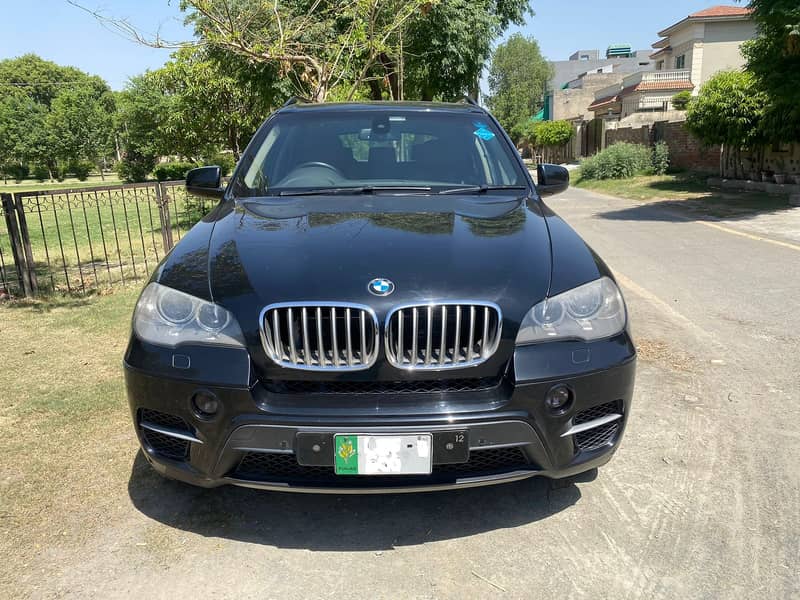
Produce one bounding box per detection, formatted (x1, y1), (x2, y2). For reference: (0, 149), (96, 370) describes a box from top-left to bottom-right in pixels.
(461, 95), (481, 108)
(281, 96), (313, 108)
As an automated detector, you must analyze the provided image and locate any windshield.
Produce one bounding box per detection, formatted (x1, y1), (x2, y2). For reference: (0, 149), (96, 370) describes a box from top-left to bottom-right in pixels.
(231, 109), (527, 197)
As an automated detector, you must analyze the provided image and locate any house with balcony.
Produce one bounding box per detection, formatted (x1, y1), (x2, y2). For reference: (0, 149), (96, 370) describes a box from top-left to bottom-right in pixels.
(588, 5), (755, 121)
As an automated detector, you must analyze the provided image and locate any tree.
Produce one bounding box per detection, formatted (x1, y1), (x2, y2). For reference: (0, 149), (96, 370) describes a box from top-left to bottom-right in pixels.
(486, 34), (552, 132)
(151, 48), (278, 160)
(0, 54), (113, 179)
(685, 70), (768, 177)
(74, 0), (435, 102)
(671, 90), (692, 111)
(114, 75), (170, 182)
(47, 87), (115, 179)
(398, 0), (532, 101)
(741, 0), (800, 141)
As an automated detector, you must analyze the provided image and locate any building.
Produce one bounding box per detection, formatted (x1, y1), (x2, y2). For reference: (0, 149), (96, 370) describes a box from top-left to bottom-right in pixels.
(548, 46), (654, 91)
(588, 6), (755, 121)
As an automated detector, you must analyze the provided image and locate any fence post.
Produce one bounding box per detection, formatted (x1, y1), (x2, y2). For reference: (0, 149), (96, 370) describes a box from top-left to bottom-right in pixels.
(13, 194), (38, 296)
(1, 193), (32, 297)
(155, 182), (174, 252)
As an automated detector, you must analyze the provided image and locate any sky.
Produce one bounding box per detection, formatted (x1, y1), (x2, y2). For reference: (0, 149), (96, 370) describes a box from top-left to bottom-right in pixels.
(0, 0), (736, 90)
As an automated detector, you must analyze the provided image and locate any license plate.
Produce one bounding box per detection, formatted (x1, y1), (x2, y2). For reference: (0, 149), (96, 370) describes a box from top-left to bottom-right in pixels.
(334, 434), (433, 475)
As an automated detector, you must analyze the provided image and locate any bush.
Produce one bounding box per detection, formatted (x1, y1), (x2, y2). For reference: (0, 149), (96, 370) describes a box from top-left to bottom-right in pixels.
(671, 91), (692, 111)
(32, 164), (50, 182)
(533, 120), (574, 148)
(652, 141), (670, 175)
(67, 160), (94, 181)
(116, 152), (156, 183)
(580, 143), (652, 180)
(204, 152), (236, 177)
(153, 161), (198, 182)
(3, 163), (29, 183)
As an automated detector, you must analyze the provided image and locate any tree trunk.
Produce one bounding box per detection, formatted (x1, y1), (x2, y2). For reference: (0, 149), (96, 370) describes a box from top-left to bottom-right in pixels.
(368, 79), (383, 101)
(379, 53), (399, 101)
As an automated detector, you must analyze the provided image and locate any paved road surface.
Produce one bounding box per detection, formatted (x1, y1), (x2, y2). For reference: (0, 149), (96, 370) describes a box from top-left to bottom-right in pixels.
(25, 187), (800, 599)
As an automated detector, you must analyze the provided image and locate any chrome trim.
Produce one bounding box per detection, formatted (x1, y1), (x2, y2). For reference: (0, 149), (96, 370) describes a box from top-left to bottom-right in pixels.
(384, 301), (503, 371)
(140, 421), (203, 444)
(259, 302), (380, 372)
(561, 413), (622, 437)
(226, 469), (539, 494)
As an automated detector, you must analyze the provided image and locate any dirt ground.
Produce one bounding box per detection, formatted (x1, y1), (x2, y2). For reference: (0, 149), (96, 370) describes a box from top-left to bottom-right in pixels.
(1, 187), (798, 599)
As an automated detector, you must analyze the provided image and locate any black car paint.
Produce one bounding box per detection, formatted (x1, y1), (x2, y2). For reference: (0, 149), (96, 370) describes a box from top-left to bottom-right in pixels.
(124, 101), (635, 492)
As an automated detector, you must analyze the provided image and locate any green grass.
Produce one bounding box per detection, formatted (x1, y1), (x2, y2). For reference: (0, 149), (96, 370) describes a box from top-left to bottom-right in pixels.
(572, 170), (792, 219)
(1, 173), (123, 193)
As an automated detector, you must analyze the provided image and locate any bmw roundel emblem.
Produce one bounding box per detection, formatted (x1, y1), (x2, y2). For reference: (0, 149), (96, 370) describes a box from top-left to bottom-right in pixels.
(368, 278), (395, 296)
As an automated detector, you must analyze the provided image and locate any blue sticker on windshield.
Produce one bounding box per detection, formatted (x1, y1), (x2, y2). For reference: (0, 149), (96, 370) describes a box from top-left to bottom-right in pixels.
(474, 127), (495, 140)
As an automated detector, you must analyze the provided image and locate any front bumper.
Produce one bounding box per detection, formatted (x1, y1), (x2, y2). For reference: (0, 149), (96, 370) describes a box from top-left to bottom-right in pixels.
(124, 334), (636, 493)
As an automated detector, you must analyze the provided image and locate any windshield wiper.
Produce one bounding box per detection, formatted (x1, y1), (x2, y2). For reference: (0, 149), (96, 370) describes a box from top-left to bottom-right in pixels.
(278, 186), (432, 197)
(438, 185), (528, 195)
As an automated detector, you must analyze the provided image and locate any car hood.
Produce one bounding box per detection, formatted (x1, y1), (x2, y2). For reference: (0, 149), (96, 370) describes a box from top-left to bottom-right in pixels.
(206, 194), (552, 377)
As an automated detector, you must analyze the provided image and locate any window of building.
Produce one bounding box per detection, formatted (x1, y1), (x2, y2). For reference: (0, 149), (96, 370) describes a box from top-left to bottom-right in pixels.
(675, 54), (686, 69)
(656, 60), (664, 71)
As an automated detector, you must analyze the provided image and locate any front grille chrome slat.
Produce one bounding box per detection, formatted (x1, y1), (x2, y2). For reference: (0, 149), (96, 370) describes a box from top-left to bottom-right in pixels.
(385, 302), (502, 371)
(261, 302), (379, 371)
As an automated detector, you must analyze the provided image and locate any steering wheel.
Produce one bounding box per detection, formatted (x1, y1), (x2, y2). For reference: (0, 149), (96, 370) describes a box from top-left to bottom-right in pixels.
(278, 161), (345, 188)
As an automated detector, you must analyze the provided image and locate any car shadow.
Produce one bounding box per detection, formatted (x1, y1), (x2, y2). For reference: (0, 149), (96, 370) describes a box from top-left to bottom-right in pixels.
(127, 451), (590, 551)
(595, 194), (795, 224)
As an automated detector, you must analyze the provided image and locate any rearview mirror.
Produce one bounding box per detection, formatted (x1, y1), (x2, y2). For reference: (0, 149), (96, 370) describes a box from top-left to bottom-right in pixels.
(186, 166), (224, 199)
(537, 164), (570, 197)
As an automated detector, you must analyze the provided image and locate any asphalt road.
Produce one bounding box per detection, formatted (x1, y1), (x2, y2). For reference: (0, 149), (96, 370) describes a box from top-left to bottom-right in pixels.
(30, 187), (800, 599)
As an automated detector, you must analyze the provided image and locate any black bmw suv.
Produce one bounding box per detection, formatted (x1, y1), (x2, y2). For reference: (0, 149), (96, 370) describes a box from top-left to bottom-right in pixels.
(124, 100), (636, 493)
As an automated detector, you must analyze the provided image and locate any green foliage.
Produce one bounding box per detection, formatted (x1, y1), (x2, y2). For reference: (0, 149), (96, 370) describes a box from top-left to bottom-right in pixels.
(580, 143), (653, 180)
(32, 164), (50, 182)
(487, 34), (552, 132)
(401, 0), (532, 101)
(116, 151), (155, 183)
(652, 141), (670, 176)
(685, 71), (768, 148)
(742, 0), (800, 141)
(0, 55), (114, 179)
(671, 91), (692, 111)
(153, 161), (198, 182)
(532, 120), (574, 148)
(67, 160), (95, 181)
(204, 152), (236, 177)
(149, 48), (277, 159)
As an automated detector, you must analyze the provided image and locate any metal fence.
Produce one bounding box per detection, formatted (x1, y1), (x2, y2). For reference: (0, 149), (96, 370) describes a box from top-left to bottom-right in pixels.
(0, 181), (214, 297)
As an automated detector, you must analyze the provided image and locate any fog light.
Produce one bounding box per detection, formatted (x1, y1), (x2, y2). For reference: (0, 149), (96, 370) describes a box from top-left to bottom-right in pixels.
(191, 391), (219, 418)
(545, 385), (572, 412)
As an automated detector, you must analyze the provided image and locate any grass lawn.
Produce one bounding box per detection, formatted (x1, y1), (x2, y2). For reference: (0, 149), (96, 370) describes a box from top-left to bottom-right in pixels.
(572, 170), (793, 219)
(0, 287), (141, 567)
(1, 174), (124, 193)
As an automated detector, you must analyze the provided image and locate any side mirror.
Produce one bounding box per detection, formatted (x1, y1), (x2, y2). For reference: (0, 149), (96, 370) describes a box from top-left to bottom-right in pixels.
(186, 166), (224, 199)
(536, 164), (570, 197)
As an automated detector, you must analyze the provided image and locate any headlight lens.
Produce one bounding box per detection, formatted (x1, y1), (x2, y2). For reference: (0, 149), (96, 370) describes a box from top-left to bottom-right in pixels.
(133, 282), (245, 348)
(516, 277), (626, 344)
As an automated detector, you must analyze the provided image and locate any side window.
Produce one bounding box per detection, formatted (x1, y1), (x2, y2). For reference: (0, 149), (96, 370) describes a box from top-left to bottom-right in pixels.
(675, 55), (686, 69)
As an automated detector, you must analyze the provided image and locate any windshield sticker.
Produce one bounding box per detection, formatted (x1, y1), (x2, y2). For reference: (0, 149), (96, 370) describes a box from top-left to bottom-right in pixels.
(474, 127), (495, 140)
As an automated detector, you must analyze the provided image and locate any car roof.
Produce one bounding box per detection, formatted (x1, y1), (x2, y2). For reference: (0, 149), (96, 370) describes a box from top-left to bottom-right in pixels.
(278, 100), (487, 114)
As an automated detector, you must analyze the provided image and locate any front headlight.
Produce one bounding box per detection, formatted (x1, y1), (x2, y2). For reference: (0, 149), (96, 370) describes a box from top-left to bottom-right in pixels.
(516, 277), (626, 344)
(133, 282), (245, 348)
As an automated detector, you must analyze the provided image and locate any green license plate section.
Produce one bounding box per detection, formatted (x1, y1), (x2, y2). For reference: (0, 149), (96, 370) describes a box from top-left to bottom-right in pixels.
(334, 434), (433, 475)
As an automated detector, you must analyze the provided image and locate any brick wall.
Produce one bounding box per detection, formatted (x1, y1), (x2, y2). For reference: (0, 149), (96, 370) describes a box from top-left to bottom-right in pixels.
(604, 120), (721, 173)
